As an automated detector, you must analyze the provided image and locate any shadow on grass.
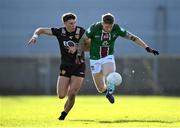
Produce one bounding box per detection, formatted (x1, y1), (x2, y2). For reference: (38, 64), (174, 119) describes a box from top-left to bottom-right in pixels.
(70, 119), (178, 124)
(99, 120), (174, 124)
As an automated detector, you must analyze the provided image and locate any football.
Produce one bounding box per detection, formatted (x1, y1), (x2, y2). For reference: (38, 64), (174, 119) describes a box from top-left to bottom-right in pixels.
(106, 72), (122, 86)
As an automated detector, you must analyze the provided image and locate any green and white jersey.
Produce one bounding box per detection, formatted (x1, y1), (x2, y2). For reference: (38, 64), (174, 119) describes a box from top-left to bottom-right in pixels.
(86, 22), (127, 60)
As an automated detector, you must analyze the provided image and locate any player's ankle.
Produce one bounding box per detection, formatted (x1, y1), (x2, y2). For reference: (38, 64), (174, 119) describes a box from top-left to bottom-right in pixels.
(102, 89), (107, 94)
(59, 111), (68, 120)
(62, 111), (67, 114)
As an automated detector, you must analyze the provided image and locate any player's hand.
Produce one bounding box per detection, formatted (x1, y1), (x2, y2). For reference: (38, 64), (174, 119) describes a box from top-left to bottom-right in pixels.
(68, 47), (77, 54)
(145, 47), (159, 55)
(28, 37), (37, 45)
(75, 54), (84, 64)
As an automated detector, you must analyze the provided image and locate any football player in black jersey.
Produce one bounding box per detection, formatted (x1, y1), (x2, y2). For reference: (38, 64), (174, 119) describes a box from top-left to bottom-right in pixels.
(28, 13), (86, 120)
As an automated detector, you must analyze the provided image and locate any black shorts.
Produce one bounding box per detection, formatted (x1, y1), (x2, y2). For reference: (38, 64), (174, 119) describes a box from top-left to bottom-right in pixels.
(59, 63), (85, 78)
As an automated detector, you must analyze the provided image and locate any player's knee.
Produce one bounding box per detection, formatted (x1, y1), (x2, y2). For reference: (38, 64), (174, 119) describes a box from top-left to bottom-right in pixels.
(68, 89), (78, 97)
(69, 91), (77, 96)
(68, 93), (76, 101)
(70, 88), (79, 95)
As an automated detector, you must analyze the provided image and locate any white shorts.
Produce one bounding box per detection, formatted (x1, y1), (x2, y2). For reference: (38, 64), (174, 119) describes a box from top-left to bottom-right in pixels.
(90, 55), (115, 74)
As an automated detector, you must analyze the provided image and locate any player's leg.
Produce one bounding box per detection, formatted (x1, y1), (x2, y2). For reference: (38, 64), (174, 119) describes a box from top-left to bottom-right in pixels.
(57, 64), (72, 120)
(92, 71), (115, 104)
(91, 64), (115, 103)
(57, 64), (71, 99)
(101, 55), (116, 93)
(59, 63), (85, 120)
(90, 55), (116, 103)
(90, 59), (107, 93)
(92, 72), (106, 93)
(66, 76), (83, 112)
(101, 62), (116, 103)
(56, 75), (70, 99)
(57, 75), (71, 120)
(102, 62), (116, 75)
(59, 76), (83, 120)
(102, 62), (116, 94)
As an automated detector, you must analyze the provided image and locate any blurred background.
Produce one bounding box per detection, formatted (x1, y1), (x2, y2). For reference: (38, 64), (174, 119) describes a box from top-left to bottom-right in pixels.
(0, 0), (180, 95)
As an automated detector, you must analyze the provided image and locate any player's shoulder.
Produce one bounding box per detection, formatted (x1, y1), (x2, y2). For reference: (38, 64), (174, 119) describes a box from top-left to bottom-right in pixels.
(113, 24), (126, 31)
(51, 26), (63, 32)
(77, 26), (86, 31)
(51, 27), (62, 36)
(77, 26), (85, 30)
(113, 24), (121, 29)
(94, 22), (102, 28)
(59, 26), (65, 30)
(89, 22), (102, 30)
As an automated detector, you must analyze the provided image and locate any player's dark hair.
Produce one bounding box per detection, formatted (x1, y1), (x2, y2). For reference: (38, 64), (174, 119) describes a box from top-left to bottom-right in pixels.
(62, 12), (77, 22)
(102, 13), (115, 24)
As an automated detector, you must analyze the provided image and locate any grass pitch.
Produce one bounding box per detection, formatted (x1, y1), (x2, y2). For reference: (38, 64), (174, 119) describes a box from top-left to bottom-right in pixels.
(0, 95), (180, 128)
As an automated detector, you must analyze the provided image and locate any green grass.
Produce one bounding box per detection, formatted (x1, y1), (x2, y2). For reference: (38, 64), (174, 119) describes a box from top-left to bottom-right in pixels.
(0, 95), (180, 128)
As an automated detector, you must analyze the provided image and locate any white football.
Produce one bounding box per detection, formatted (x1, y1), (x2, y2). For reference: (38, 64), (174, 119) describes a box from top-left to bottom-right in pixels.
(106, 72), (122, 86)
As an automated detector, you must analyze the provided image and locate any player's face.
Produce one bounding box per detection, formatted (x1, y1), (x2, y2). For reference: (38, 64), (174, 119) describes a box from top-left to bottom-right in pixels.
(64, 19), (76, 32)
(102, 23), (113, 33)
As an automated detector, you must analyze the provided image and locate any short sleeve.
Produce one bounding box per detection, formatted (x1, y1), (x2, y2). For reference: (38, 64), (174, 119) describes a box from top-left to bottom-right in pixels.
(116, 25), (127, 37)
(51, 28), (60, 37)
(86, 24), (95, 38)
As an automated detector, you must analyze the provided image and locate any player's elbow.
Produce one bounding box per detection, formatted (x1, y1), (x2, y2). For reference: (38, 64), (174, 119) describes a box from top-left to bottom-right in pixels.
(36, 27), (44, 35)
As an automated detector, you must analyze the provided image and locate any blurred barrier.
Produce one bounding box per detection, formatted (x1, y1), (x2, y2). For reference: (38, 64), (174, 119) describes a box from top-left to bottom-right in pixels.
(0, 56), (180, 95)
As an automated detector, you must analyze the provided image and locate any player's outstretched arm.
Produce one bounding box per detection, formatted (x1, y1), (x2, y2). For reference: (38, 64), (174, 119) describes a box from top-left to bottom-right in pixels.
(28, 28), (53, 45)
(124, 32), (159, 55)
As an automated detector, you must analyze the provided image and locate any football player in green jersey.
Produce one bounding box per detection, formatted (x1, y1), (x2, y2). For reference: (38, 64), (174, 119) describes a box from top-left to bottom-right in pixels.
(77, 13), (159, 104)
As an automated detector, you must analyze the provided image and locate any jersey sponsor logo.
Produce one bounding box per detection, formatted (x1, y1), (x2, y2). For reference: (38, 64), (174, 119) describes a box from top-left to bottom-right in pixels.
(63, 40), (77, 54)
(63, 40), (76, 47)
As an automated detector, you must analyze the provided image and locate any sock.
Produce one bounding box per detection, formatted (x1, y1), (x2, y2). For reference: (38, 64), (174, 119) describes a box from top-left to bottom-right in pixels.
(59, 111), (68, 120)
